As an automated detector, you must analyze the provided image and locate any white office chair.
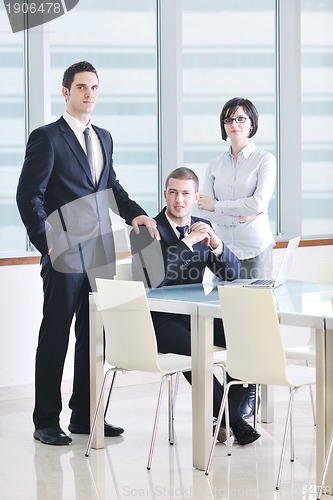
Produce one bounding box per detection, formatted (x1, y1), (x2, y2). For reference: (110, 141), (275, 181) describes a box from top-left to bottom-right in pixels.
(285, 262), (333, 426)
(106, 263), (231, 440)
(113, 260), (187, 416)
(103, 260), (133, 417)
(205, 287), (316, 491)
(85, 278), (193, 469)
(105, 262), (229, 421)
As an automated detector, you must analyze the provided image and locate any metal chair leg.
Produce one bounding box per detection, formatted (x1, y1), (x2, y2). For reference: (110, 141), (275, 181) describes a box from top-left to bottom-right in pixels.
(216, 363), (231, 455)
(168, 375), (175, 444)
(205, 379), (244, 475)
(104, 371), (117, 419)
(253, 383), (260, 429)
(205, 383), (230, 475)
(223, 369), (232, 456)
(290, 389), (295, 463)
(173, 372), (180, 412)
(85, 369), (112, 457)
(276, 388), (296, 490)
(309, 384), (316, 425)
(317, 430), (333, 499)
(147, 376), (166, 470)
(306, 360), (316, 426)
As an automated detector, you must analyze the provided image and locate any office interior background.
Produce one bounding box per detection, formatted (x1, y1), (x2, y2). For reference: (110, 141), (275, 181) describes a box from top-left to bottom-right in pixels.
(0, 0), (333, 254)
(1, 0), (333, 397)
(0, 0), (332, 395)
(0, 2), (333, 498)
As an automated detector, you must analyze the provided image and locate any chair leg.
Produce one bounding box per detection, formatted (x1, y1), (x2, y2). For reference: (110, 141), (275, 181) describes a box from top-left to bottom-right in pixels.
(309, 384), (316, 425)
(253, 384), (260, 429)
(104, 371), (118, 419)
(212, 363), (232, 455)
(168, 375), (175, 444)
(173, 372), (180, 413)
(224, 390), (232, 456)
(147, 376), (166, 470)
(205, 379), (246, 475)
(219, 365), (232, 456)
(276, 388), (296, 490)
(85, 370), (112, 457)
(317, 430), (333, 499)
(290, 390), (295, 463)
(306, 361), (316, 426)
(205, 384), (230, 475)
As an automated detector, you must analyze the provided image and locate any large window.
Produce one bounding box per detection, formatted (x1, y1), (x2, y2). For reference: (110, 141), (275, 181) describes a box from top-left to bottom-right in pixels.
(301, 0), (333, 235)
(49, 0), (158, 218)
(0, 3), (26, 252)
(0, 0), (158, 254)
(182, 0), (275, 231)
(0, 0), (332, 254)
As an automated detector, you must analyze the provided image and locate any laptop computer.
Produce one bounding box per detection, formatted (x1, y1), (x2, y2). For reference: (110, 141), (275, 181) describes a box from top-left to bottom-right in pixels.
(226, 236), (301, 289)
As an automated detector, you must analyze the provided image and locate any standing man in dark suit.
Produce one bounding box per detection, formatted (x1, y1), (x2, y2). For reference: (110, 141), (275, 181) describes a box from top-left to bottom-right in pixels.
(131, 167), (260, 445)
(16, 61), (158, 446)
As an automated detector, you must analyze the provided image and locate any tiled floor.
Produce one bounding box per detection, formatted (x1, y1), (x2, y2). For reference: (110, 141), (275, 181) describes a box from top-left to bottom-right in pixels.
(0, 379), (321, 499)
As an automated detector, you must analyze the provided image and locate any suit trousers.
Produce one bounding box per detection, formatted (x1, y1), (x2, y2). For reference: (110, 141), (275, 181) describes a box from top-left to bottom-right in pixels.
(152, 313), (247, 426)
(33, 255), (91, 429)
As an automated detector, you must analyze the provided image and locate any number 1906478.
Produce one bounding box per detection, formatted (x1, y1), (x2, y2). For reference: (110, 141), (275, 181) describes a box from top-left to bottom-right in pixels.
(5, 2), (62, 14)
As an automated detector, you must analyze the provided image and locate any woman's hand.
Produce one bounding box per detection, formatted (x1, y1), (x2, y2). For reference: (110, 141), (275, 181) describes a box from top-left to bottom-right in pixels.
(198, 195), (216, 211)
(239, 212), (263, 223)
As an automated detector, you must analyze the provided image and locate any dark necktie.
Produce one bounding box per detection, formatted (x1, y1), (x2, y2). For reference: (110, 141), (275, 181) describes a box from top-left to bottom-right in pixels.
(176, 225), (189, 240)
(83, 127), (96, 184)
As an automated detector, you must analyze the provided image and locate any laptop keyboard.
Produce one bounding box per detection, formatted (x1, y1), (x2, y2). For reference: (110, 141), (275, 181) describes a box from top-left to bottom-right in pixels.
(250, 279), (274, 286)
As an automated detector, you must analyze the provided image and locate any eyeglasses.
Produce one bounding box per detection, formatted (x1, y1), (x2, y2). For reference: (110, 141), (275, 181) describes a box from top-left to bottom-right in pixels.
(223, 116), (249, 125)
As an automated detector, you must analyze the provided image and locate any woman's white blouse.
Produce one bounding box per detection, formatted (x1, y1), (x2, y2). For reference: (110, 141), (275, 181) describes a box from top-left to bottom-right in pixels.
(199, 141), (276, 260)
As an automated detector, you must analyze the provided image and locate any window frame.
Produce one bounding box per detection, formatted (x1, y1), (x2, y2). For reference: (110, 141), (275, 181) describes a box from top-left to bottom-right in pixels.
(13, 0), (333, 253)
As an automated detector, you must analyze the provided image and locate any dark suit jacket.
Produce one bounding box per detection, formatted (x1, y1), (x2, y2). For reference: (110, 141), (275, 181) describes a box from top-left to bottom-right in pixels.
(16, 117), (146, 275)
(130, 207), (240, 327)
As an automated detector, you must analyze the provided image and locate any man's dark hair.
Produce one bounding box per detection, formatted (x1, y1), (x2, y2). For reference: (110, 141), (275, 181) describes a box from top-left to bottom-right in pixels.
(165, 167), (199, 192)
(62, 61), (99, 90)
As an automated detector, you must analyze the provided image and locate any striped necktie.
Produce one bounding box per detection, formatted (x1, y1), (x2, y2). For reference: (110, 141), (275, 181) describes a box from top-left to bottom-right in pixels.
(83, 127), (96, 184)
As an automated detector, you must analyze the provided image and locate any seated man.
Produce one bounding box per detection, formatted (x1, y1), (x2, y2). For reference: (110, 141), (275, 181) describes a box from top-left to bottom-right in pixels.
(131, 167), (260, 445)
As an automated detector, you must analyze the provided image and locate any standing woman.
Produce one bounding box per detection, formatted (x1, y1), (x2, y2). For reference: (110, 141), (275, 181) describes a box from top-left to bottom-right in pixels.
(198, 97), (276, 419)
(198, 97), (276, 281)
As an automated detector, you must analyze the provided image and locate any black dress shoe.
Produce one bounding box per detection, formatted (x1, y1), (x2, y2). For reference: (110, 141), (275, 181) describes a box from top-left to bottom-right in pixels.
(68, 421), (124, 437)
(238, 384), (260, 420)
(33, 427), (72, 445)
(232, 419), (261, 446)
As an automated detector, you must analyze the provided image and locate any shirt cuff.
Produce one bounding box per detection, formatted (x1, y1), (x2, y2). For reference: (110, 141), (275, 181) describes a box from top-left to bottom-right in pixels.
(181, 240), (193, 252)
(210, 241), (223, 257)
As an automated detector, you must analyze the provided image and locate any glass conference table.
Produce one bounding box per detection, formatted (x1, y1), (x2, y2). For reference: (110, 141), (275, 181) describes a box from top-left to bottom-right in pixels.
(89, 279), (333, 484)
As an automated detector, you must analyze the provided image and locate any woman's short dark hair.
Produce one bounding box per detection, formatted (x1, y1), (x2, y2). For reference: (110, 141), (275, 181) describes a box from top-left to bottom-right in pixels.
(165, 167), (199, 192)
(62, 61), (99, 90)
(219, 97), (259, 141)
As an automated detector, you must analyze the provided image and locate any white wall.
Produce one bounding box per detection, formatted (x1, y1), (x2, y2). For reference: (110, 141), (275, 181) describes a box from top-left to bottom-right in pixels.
(273, 243), (333, 281)
(273, 243), (333, 349)
(0, 262), (76, 400)
(0, 244), (332, 401)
